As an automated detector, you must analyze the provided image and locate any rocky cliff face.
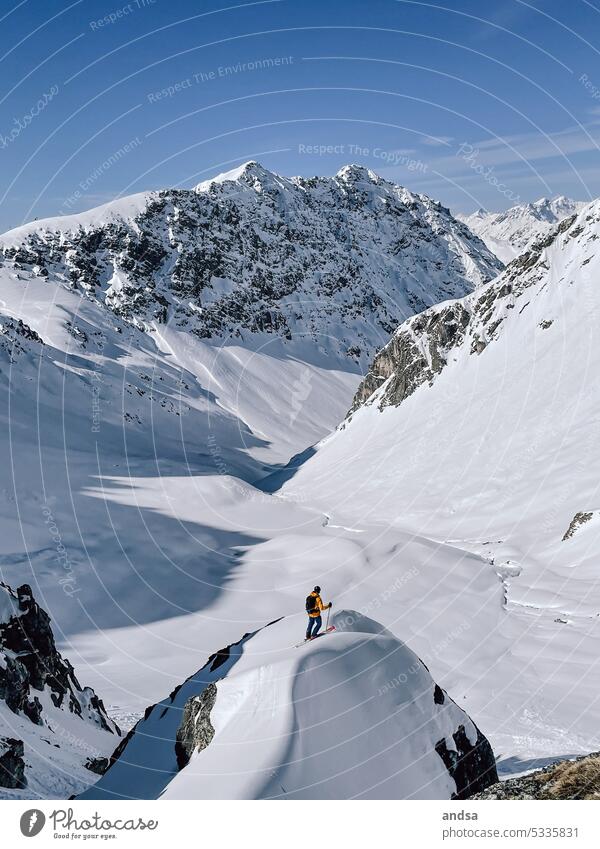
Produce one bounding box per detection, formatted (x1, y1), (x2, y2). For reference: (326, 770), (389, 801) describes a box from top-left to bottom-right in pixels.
(0, 162), (502, 367)
(349, 203), (597, 414)
(0, 581), (119, 796)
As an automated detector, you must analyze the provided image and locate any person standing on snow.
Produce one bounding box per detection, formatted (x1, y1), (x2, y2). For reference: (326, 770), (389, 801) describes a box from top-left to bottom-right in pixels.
(305, 586), (332, 640)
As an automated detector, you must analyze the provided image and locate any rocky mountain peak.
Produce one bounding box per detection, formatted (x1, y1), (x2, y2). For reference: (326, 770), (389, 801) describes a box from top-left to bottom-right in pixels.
(194, 160), (286, 194)
(335, 164), (381, 184)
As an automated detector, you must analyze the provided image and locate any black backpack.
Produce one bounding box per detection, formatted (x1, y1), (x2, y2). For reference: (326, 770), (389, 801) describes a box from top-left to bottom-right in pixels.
(305, 594), (318, 614)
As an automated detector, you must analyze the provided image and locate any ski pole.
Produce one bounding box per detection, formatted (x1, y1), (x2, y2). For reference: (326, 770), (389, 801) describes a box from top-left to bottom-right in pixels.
(326, 605), (331, 630)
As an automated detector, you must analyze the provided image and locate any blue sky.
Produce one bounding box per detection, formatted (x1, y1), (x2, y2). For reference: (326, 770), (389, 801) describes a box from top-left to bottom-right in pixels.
(0, 0), (599, 230)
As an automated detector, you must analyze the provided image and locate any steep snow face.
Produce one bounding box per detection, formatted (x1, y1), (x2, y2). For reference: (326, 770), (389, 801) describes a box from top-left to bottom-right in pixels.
(459, 196), (585, 262)
(79, 612), (497, 800)
(285, 201), (600, 764)
(1, 162), (502, 368)
(0, 582), (119, 799)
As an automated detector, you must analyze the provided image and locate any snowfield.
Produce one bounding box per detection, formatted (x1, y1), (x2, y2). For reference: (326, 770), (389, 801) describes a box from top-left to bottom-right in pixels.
(0, 164), (598, 799)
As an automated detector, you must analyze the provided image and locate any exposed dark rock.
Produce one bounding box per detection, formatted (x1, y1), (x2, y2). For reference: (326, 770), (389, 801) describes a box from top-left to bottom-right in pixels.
(174, 683), (218, 769)
(349, 302), (471, 413)
(0, 737), (26, 789)
(85, 756), (111, 776)
(435, 723), (498, 799)
(0, 581), (119, 735)
(562, 511), (593, 541)
(0, 317), (44, 360)
(434, 684), (445, 705)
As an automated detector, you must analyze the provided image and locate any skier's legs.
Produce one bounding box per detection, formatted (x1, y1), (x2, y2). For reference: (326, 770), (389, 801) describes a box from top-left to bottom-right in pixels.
(306, 615), (322, 639)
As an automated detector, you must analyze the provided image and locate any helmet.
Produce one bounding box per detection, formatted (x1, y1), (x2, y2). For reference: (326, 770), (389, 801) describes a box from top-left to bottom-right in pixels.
(314, 586), (321, 593)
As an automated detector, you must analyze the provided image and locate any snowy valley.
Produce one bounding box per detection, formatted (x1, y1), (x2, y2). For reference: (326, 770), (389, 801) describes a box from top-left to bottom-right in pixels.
(0, 163), (598, 800)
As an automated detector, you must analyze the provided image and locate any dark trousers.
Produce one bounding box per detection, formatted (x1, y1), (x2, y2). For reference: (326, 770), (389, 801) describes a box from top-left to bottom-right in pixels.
(306, 614), (322, 639)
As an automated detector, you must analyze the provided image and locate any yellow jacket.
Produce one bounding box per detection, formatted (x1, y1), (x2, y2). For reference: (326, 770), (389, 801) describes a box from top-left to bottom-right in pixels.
(308, 591), (330, 618)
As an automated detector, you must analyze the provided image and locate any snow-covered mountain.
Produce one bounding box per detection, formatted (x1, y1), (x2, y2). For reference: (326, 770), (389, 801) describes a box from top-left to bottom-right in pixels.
(459, 196), (585, 262)
(1, 163), (596, 800)
(286, 200), (600, 766)
(0, 163), (507, 799)
(2, 161), (501, 368)
(0, 581), (119, 798)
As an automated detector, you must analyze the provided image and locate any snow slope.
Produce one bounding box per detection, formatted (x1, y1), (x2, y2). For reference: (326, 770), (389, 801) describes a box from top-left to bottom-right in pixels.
(459, 196), (585, 262)
(286, 201), (600, 766)
(79, 611), (496, 800)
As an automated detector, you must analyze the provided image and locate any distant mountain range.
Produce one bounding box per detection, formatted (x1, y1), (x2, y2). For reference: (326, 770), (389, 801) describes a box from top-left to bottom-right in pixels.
(458, 196), (585, 262)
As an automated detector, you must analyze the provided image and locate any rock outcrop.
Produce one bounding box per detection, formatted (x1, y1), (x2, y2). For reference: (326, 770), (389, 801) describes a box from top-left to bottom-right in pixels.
(0, 737), (26, 789)
(0, 581), (120, 793)
(0, 583), (116, 734)
(174, 683), (217, 769)
(435, 724), (498, 800)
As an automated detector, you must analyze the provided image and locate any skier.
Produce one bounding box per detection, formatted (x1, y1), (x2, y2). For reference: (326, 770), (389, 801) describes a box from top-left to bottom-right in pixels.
(305, 586), (332, 640)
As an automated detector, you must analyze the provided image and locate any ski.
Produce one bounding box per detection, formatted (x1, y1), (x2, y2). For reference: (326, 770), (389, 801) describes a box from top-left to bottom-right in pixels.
(294, 626), (336, 648)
